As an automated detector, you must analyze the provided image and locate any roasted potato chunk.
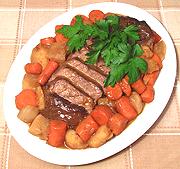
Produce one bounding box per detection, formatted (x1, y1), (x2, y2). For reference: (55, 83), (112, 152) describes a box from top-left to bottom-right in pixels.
(18, 105), (39, 123)
(22, 74), (39, 90)
(129, 92), (144, 114)
(88, 125), (112, 148)
(36, 86), (45, 110)
(46, 42), (66, 64)
(141, 45), (153, 58)
(65, 129), (88, 149)
(31, 45), (49, 69)
(154, 40), (166, 61)
(29, 114), (49, 140)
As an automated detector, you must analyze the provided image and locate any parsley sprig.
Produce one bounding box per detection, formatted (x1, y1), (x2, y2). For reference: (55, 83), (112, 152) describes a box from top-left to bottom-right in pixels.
(57, 15), (147, 87)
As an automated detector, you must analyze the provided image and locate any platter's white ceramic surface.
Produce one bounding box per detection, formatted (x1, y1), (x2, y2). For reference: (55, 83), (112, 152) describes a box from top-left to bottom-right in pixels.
(3, 2), (176, 165)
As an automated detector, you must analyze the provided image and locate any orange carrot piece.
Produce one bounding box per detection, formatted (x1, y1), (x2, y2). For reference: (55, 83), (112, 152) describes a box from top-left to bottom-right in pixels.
(15, 89), (37, 110)
(91, 105), (113, 125)
(24, 63), (42, 75)
(89, 10), (105, 23)
(40, 37), (55, 45)
(106, 83), (122, 101)
(55, 33), (68, 43)
(108, 113), (128, 135)
(141, 85), (155, 103)
(55, 25), (63, 31)
(115, 96), (138, 121)
(152, 53), (162, 68)
(119, 77), (132, 96)
(76, 115), (99, 142)
(131, 78), (146, 94)
(143, 71), (160, 86)
(70, 15), (92, 25)
(38, 60), (59, 85)
(48, 120), (67, 147)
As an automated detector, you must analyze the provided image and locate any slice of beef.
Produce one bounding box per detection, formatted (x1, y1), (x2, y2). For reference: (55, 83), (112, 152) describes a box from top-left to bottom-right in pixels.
(68, 47), (89, 62)
(95, 58), (110, 75)
(48, 77), (94, 112)
(52, 67), (103, 101)
(120, 16), (154, 46)
(68, 48), (110, 76)
(40, 91), (88, 128)
(66, 58), (106, 88)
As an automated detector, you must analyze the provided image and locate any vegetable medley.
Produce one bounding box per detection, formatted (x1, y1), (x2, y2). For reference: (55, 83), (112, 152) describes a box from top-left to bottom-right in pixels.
(15, 10), (166, 149)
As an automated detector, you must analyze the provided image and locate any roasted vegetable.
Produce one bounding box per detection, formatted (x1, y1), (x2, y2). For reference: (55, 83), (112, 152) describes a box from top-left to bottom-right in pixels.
(24, 63), (42, 75)
(115, 96), (138, 121)
(31, 45), (49, 69)
(91, 105), (113, 125)
(17, 105), (39, 123)
(29, 114), (49, 140)
(22, 74), (39, 90)
(15, 89), (37, 110)
(76, 115), (99, 142)
(36, 86), (45, 110)
(45, 42), (66, 64)
(48, 120), (67, 147)
(108, 113), (128, 135)
(65, 129), (88, 149)
(154, 40), (166, 61)
(88, 125), (112, 148)
(129, 92), (144, 114)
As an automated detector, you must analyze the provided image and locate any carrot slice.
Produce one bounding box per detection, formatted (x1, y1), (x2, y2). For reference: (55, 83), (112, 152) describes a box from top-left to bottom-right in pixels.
(48, 120), (67, 147)
(24, 63), (42, 75)
(152, 53), (162, 68)
(89, 10), (105, 23)
(40, 37), (55, 45)
(15, 89), (37, 110)
(38, 60), (59, 85)
(115, 96), (138, 121)
(106, 83), (122, 101)
(131, 78), (146, 94)
(119, 77), (131, 96)
(70, 15), (92, 25)
(91, 105), (113, 125)
(55, 34), (69, 43)
(108, 113), (128, 135)
(143, 71), (160, 86)
(76, 115), (99, 142)
(55, 25), (63, 31)
(141, 85), (155, 103)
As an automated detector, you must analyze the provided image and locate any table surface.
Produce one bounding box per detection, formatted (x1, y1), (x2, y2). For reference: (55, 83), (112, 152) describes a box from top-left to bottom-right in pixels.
(0, 0), (180, 169)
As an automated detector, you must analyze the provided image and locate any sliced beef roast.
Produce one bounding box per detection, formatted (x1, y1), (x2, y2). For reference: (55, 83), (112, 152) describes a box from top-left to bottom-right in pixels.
(48, 77), (94, 112)
(52, 67), (103, 101)
(40, 90), (88, 128)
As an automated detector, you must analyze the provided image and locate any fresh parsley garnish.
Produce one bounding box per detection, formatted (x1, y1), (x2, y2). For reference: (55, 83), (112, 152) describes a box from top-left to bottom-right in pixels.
(57, 15), (147, 87)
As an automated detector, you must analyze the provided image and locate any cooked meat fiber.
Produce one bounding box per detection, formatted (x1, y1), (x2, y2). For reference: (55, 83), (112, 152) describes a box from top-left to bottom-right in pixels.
(48, 77), (94, 112)
(66, 58), (106, 88)
(40, 91), (88, 128)
(53, 67), (103, 101)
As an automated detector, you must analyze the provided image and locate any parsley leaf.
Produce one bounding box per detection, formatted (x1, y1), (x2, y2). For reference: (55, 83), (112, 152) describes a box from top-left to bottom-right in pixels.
(104, 63), (128, 87)
(106, 15), (119, 30)
(132, 44), (144, 57)
(123, 25), (140, 41)
(85, 50), (101, 64)
(57, 16), (94, 52)
(127, 57), (148, 83)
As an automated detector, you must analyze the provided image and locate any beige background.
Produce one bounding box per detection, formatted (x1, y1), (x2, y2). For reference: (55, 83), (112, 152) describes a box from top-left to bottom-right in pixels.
(0, 0), (180, 169)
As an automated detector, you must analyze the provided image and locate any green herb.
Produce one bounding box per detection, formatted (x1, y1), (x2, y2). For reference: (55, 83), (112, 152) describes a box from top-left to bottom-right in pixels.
(57, 16), (94, 52)
(58, 15), (147, 87)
